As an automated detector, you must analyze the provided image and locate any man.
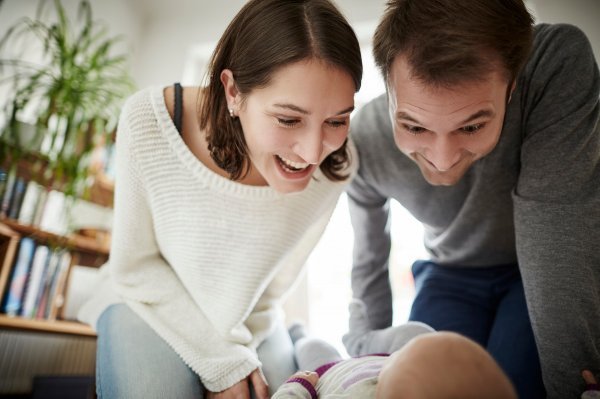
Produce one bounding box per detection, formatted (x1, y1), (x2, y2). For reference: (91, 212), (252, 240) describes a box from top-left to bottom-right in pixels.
(344, 0), (599, 398)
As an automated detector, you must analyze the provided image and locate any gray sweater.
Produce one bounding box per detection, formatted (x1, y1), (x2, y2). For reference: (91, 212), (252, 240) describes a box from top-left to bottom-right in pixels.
(347, 23), (599, 398)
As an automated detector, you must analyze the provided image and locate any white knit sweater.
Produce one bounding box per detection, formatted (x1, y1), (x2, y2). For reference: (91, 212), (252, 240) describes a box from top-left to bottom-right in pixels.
(78, 87), (357, 392)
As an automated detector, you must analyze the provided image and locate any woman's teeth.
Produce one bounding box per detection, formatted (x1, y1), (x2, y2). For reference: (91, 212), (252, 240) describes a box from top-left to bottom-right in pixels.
(277, 155), (309, 172)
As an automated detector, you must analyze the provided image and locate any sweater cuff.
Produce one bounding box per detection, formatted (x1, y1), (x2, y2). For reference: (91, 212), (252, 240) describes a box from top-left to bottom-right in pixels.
(287, 377), (317, 399)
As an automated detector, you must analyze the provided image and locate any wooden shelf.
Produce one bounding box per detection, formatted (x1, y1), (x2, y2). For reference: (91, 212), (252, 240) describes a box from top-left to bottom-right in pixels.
(0, 314), (96, 337)
(1, 149), (115, 208)
(0, 218), (110, 258)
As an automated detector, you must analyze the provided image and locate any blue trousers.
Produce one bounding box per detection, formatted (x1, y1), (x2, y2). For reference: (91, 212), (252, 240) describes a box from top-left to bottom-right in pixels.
(95, 304), (296, 399)
(408, 260), (546, 399)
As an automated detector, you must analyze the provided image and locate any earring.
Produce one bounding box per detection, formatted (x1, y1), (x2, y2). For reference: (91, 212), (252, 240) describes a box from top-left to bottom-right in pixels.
(229, 108), (235, 118)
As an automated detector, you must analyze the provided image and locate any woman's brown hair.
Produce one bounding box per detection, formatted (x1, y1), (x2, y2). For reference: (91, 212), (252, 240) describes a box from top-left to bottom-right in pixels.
(373, 0), (534, 88)
(199, 0), (362, 182)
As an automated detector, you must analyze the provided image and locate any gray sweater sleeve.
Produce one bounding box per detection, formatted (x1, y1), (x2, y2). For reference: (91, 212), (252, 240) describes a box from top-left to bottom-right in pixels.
(512, 24), (600, 397)
(346, 99), (394, 334)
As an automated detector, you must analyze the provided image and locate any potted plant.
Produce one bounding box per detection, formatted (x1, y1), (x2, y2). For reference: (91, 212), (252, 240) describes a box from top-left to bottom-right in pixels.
(0, 0), (135, 198)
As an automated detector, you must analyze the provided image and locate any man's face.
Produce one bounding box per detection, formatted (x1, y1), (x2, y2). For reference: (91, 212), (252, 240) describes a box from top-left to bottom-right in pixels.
(387, 55), (511, 186)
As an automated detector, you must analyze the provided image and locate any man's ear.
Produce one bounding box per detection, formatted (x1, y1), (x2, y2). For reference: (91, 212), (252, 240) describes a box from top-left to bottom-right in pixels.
(220, 69), (241, 114)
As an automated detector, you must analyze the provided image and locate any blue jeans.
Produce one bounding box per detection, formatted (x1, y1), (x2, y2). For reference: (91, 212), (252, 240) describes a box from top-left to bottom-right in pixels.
(408, 260), (545, 399)
(96, 304), (296, 399)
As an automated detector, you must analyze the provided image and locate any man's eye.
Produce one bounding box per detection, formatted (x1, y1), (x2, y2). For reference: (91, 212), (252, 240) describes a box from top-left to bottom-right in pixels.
(277, 118), (300, 127)
(402, 124), (426, 134)
(460, 123), (484, 134)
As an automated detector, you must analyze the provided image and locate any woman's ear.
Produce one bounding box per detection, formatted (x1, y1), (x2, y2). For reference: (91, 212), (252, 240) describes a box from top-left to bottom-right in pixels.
(220, 69), (240, 114)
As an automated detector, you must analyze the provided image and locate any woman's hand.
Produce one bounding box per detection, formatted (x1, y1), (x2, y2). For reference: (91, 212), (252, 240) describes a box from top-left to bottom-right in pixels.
(206, 368), (269, 399)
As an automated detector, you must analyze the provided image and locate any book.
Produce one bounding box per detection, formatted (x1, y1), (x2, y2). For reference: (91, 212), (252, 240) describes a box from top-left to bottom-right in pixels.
(34, 248), (62, 319)
(47, 250), (72, 321)
(0, 168), (8, 205)
(1, 237), (36, 316)
(31, 187), (49, 227)
(7, 177), (27, 219)
(38, 190), (67, 235)
(0, 167), (17, 217)
(20, 244), (50, 318)
(17, 180), (43, 225)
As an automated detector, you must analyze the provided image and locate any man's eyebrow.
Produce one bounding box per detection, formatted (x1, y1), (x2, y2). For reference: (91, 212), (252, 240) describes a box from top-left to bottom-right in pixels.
(274, 103), (355, 116)
(396, 111), (422, 124)
(396, 109), (496, 125)
(459, 109), (495, 125)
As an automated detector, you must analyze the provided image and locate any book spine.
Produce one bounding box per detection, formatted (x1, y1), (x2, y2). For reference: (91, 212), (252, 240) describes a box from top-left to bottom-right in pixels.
(0, 167), (17, 217)
(47, 250), (72, 321)
(7, 177), (27, 219)
(38, 190), (67, 235)
(20, 244), (50, 318)
(0, 168), (9, 204)
(17, 181), (42, 225)
(35, 249), (61, 319)
(2, 237), (36, 316)
(31, 188), (49, 227)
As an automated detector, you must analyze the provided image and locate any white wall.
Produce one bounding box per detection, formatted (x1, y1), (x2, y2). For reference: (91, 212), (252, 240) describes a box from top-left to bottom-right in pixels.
(0, 0), (142, 65)
(2, 0), (597, 89)
(528, 0), (600, 61)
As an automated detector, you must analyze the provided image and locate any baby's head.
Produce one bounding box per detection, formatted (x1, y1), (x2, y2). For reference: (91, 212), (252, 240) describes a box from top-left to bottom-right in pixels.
(375, 332), (516, 399)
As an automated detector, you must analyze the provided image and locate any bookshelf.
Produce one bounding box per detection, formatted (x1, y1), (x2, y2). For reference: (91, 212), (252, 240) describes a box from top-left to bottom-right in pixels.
(0, 219), (108, 337)
(0, 314), (95, 336)
(0, 154), (113, 337)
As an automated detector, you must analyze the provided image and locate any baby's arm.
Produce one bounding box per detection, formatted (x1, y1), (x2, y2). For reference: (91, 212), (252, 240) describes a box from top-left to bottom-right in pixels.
(272, 371), (319, 399)
(582, 370), (600, 399)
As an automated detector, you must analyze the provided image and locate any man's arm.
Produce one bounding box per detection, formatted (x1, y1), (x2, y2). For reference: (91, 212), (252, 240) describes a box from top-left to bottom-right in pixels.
(344, 101), (396, 357)
(513, 24), (600, 397)
(347, 176), (393, 333)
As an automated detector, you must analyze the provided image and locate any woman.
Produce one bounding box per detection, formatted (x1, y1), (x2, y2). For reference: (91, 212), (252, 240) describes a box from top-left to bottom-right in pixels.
(79, 0), (362, 398)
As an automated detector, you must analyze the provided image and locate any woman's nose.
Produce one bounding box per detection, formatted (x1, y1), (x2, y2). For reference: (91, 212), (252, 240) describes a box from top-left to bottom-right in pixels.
(293, 128), (324, 165)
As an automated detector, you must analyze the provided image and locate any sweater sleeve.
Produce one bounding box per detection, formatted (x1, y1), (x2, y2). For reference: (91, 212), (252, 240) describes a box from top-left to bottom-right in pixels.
(345, 102), (394, 341)
(108, 101), (261, 392)
(512, 24), (600, 398)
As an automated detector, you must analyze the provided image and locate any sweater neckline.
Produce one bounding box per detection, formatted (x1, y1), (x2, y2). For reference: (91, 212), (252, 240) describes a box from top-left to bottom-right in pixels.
(150, 86), (316, 200)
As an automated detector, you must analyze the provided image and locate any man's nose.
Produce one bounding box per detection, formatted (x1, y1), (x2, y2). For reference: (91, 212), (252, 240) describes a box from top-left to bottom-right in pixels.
(428, 136), (461, 171)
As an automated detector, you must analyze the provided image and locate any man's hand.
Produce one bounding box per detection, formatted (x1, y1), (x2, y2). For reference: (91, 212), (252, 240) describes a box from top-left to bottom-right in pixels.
(206, 368), (269, 399)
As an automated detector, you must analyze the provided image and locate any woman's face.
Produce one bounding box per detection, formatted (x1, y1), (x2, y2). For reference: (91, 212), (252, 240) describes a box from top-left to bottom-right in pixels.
(223, 59), (356, 194)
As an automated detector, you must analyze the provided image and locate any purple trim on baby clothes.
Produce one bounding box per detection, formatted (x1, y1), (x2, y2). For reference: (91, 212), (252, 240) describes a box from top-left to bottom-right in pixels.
(287, 377), (318, 399)
(315, 360), (342, 377)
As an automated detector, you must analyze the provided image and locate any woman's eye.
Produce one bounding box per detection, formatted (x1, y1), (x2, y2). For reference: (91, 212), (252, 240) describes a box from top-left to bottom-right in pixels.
(460, 123), (484, 134)
(402, 124), (426, 135)
(327, 120), (347, 128)
(277, 118), (300, 127)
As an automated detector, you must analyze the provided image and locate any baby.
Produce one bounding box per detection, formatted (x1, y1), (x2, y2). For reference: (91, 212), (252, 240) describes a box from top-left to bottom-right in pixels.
(273, 300), (516, 398)
(274, 330), (516, 399)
